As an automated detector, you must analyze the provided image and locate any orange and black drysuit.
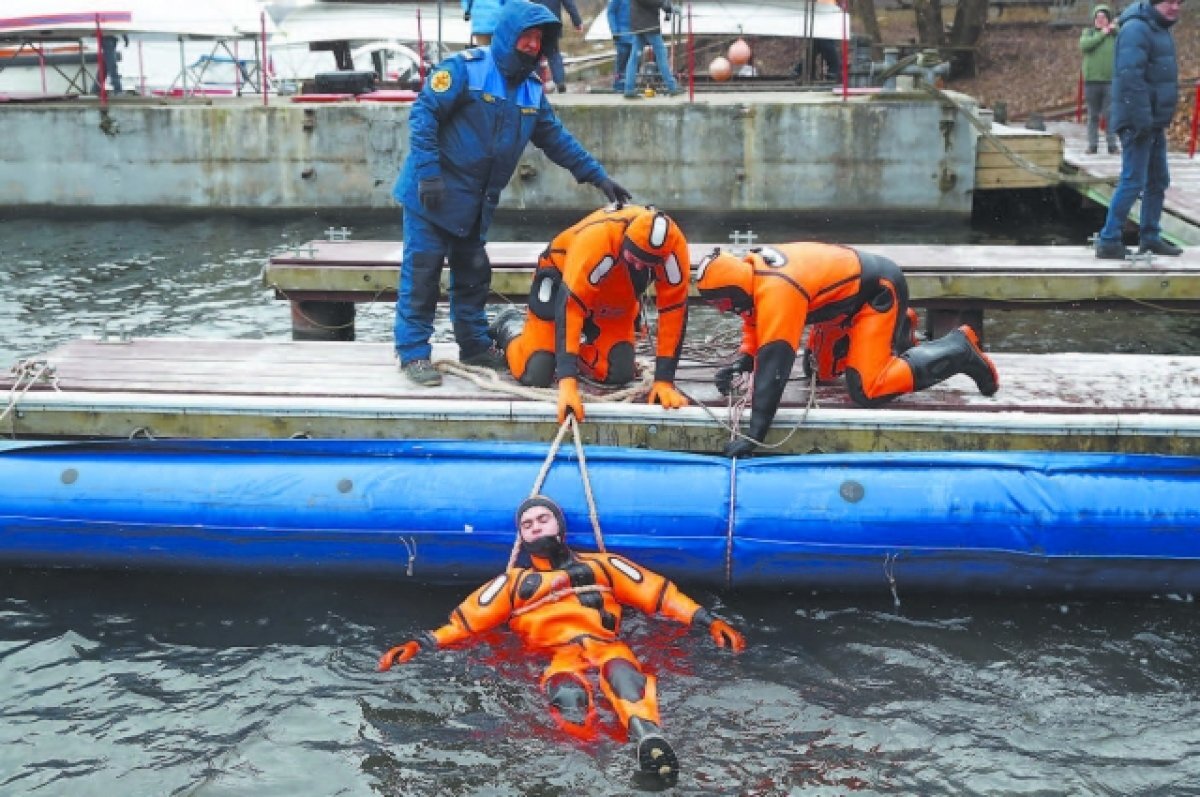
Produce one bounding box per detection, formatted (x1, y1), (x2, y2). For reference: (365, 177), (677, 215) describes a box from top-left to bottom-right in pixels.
(493, 205), (690, 410)
(696, 243), (999, 456)
(407, 551), (710, 738)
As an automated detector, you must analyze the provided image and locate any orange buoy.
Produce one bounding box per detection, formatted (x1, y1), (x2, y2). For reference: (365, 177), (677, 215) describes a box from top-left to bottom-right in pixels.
(727, 38), (752, 67)
(709, 56), (733, 82)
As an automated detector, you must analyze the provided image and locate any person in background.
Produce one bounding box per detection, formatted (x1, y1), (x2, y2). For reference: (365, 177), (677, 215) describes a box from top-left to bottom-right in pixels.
(607, 0), (633, 92)
(392, 0), (632, 387)
(623, 0), (679, 98)
(1094, 0), (1185, 259)
(1079, 4), (1120, 155)
(531, 0), (583, 91)
(93, 34), (127, 95)
(463, 0), (506, 45)
(378, 494), (746, 787)
(488, 204), (691, 423)
(696, 243), (999, 457)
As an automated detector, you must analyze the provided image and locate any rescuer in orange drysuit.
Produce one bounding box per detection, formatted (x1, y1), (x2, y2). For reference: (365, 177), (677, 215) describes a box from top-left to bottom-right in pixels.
(487, 204), (691, 422)
(378, 494), (745, 786)
(696, 243), (1000, 457)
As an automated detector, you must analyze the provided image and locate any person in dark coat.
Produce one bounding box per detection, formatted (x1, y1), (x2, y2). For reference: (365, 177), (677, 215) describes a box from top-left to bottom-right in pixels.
(623, 0), (678, 97)
(531, 0), (583, 90)
(607, 0), (632, 92)
(1094, 0), (1185, 259)
(392, 0), (632, 387)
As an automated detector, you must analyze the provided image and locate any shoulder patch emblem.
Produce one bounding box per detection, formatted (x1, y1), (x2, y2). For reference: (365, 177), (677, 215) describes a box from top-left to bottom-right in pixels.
(430, 69), (452, 93)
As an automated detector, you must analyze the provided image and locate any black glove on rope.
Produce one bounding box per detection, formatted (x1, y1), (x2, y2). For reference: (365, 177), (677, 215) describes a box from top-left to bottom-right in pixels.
(714, 353), (754, 396)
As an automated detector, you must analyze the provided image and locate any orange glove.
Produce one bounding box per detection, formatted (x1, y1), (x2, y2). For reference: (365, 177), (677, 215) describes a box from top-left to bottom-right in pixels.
(558, 377), (585, 422)
(708, 619), (746, 652)
(647, 380), (689, 410)
(378, 640), (421, 671)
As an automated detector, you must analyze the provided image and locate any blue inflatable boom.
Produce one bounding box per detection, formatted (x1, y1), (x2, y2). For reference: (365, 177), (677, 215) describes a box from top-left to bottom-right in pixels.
(0, 439), (1198, 594)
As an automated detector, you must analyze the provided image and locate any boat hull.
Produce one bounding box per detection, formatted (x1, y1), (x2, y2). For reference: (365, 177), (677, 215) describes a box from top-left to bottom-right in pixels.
(1, 439), (1197, 594)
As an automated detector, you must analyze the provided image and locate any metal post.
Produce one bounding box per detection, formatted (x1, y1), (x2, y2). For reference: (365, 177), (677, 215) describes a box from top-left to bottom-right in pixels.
(94, 14), (108, 107)
(260, 10), (268, 106)
(1189, 80), (1199, 159)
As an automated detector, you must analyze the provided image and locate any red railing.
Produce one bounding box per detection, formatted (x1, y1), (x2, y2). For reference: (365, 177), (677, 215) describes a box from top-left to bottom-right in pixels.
(1189, 79), (1199, 159)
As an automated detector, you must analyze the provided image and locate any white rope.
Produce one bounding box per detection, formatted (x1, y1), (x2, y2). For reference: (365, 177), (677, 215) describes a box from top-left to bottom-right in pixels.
(504, 414), (608, 572)
(2, 358), (59, 427)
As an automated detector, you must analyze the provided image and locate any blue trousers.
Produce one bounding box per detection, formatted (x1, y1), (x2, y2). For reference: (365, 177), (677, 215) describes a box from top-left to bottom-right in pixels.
(613, 38), (632, 91)
(624, 32), (677, 95)
(1098, 128), (1170, 244)
(394, 212), (492, 364)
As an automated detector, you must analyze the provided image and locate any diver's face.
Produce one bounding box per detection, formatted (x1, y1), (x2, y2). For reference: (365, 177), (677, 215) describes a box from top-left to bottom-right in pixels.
(516, 28), (543, 57)
(519, 506), (560, 545)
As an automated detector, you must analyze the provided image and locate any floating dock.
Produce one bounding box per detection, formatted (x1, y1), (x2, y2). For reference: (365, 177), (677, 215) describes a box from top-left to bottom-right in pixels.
(3, 337), (1199, 455)
(263, 240), (1200, 340)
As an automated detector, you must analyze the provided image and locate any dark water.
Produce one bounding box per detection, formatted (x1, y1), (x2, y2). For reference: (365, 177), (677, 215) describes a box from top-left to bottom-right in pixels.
(4, 570), (1200, 796)
(2, 209), (1200, 795)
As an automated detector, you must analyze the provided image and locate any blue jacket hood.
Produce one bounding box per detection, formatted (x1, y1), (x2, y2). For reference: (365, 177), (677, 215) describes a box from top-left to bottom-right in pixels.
(491, 0), (562, 81)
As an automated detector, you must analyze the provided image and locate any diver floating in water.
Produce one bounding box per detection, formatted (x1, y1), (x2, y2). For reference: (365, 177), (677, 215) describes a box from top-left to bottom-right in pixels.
(378, 493), (745, 786)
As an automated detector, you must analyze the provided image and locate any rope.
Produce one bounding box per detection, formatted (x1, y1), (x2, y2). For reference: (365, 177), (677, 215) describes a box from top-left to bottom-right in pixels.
(511, 583), (612, 617)
(435, 359), (656, 405)
(504, 414), (608, 571)
(927, 82), (1113, 188)
(2, 358), (59, 430)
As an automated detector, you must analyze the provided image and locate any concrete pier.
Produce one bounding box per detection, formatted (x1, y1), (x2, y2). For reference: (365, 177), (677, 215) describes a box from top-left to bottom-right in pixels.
(0, 91), (981, 216)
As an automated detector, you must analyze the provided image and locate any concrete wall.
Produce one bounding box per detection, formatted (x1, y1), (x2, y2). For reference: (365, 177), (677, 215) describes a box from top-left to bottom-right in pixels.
(0, 92), (978, 217)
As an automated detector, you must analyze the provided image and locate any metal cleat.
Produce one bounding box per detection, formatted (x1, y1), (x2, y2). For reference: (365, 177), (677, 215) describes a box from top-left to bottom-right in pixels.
(326, 226), (353, 242)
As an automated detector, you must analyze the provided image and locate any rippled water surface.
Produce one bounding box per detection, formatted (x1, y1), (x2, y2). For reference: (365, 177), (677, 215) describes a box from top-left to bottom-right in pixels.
(4, 570), (1200, 796)
(2, 211), (1200, 795)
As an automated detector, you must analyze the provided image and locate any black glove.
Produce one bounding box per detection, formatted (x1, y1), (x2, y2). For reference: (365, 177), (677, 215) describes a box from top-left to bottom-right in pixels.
(463, 10), (471, 20)
(714, 353), (754, 396)
(723, 437), (758, 458)
(594, 177), (633, 206)
(663, 1), (674, 14)
(418, 177), (445, 211)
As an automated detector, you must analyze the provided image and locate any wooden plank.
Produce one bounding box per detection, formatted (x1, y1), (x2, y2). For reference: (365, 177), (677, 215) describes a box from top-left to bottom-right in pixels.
(262, 242), (1200, 306)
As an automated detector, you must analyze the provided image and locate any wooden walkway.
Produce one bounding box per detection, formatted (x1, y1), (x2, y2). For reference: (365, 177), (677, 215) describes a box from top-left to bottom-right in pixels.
(1048, 119), (1200, 246)
(3, 338), (1198, 455)
(263, 240), (1200, 340)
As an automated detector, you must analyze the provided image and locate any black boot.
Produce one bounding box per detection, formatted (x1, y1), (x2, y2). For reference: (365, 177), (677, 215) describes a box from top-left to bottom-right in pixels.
(902, 325), (998, 396)
(628, 716), (679, 786)
(1139, 238), (1183, 256)
(487, 307), (525, 351)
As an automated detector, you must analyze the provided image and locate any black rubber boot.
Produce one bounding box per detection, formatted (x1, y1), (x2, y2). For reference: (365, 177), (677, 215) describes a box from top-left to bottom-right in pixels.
(487, 307), (525, 351)
(628, 717), (679, 787)
(902, 325), (998, 396)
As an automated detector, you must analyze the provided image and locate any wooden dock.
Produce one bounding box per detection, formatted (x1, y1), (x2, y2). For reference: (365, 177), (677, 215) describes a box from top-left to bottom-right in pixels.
(263, 240), (1200, 340)
(1049, 119), (1200, 246)
(3, 337), (1198, 455)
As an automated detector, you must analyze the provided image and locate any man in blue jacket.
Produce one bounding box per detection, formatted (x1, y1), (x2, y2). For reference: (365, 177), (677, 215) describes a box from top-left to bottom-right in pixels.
(393, 0), (632, 387)
(607, 0), (632, 92)
(1094, 0), (1185, 259)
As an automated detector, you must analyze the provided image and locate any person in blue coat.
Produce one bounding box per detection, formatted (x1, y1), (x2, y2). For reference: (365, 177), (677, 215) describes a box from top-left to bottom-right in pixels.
(607, 0), (632, 92)
(462, 0), (504, 45)
(392, 0), (632, 387)
(1094, 0), (1185, 259)
(532, 0), (583, 90)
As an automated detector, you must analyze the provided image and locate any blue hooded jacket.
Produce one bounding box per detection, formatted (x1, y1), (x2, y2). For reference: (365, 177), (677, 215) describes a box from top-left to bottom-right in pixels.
(462, 0), (506, 37)
(1110, 0), (1179, 134)
(393, 0), (607, 238)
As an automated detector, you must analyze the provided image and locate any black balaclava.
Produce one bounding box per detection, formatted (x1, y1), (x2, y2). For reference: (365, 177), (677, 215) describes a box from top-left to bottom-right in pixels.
(515, 494), (570, 567)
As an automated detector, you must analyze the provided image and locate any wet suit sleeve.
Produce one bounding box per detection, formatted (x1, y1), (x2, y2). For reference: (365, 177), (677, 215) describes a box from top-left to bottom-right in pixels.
(553, 231), (609, 380)
(651, 238), (691, 382)
(603, 555), (704, 625)
(426, 572), (517, 648)
(745, 284), (808, 443)
(531, 97), (607, 186)
(408, 59), (470, 183)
